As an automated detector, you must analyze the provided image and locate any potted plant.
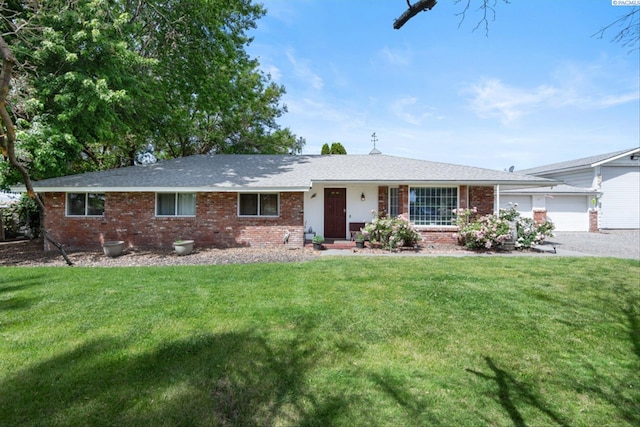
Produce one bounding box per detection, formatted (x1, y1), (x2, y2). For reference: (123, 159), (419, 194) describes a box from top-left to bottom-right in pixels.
(102, 240), (125, 258)
(173, 239), (195, 256)
(312, 235), (324, 250)
(354, 232), (365, 249)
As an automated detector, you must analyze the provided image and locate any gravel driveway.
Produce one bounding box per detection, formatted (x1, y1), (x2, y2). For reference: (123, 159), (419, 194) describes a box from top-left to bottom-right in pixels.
(545, 230), (640, 260)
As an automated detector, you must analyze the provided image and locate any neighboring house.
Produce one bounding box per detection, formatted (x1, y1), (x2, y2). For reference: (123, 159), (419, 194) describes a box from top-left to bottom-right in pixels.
(13, 154), (556, 250)
(501, 148), (640, 231)
(0, 192), (20, 241)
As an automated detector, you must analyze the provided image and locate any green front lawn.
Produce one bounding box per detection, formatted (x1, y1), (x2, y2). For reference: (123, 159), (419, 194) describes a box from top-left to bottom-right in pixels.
(1, 257), (639, 426)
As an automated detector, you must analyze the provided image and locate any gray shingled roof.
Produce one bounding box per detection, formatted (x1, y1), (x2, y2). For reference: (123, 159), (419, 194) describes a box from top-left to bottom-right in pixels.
(519, 147), (640, 176)
(24, 154), (557, 192)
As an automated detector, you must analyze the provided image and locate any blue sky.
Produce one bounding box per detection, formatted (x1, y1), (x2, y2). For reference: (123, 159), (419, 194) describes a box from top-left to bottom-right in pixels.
(248, 0), (639, 171)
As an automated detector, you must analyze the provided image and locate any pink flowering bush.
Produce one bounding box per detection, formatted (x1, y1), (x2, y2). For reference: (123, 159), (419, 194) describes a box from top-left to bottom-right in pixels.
(363, 211), (421, 250)
(500, 204), (555, 248)
(453, 205), (555, 250)
(453, 208), (511, 249)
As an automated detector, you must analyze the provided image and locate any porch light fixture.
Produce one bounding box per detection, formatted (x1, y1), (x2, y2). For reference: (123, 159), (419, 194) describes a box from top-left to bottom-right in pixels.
(361, 192), (366, 201)
(631, 154), (639, 160)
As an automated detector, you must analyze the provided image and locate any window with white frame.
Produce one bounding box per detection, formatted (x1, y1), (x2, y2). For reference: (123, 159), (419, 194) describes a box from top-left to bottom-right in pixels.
(409, 187), (457, 226)
(388, 187), (399, 217)
(238, 193), (279, 217)
(156, 193), (196, 216)
(66, 193), (105, 216)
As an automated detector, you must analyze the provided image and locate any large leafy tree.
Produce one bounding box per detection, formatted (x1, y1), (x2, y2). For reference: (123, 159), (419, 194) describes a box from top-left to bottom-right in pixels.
(0, 0), (302, 188)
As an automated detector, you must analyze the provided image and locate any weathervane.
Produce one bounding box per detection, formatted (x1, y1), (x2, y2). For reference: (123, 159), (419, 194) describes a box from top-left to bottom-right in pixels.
(369, 132), (381, 155)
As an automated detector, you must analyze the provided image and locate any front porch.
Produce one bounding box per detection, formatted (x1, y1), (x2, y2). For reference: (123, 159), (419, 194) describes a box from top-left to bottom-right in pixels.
(304, 238), (359, 250)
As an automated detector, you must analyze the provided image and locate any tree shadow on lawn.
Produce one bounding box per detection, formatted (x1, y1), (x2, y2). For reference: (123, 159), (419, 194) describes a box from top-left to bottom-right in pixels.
(0, 275), (46, 314)
(467, 357), (570, 427)
(566, 291), (640, 426)
(0, 330), (354, 426)
(620, 289), (640, 361)
(368, 372), (443, 426)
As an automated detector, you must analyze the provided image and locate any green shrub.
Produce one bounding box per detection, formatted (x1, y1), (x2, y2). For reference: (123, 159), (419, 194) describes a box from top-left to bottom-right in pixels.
(2, 194), (40, 238)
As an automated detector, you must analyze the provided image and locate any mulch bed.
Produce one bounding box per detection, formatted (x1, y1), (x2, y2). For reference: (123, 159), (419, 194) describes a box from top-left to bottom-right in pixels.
(1, 238), (480, 267)
(0, 239), (321, 267)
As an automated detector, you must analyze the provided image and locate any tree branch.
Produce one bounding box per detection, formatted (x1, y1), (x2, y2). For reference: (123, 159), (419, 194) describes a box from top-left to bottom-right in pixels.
(592, 7), (639, 53)
(454, 0), (507, 36)
(0, 34), (73, 265)
(393, 0), (437, 30)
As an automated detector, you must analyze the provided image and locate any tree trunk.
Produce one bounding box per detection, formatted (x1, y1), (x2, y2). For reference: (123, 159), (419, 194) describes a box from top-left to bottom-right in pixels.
(0, 35), (73, 266)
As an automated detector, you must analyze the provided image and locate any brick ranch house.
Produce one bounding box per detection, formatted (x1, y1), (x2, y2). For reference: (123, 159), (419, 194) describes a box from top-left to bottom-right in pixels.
(17, 154), (557, 250)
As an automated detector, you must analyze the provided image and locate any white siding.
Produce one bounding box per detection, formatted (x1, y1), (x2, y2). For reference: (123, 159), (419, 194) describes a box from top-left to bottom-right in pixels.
(499, 196), (533, 219)
(545, 169), (595, 188)
(600, 166), (640, 229)
(546, 196), (590, 232)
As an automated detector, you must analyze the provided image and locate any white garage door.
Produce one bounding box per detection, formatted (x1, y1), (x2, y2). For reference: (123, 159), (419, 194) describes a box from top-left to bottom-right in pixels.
(600, 167), (640, 229)
(499, 196), (533, 219)
(546, 196), (589, 231)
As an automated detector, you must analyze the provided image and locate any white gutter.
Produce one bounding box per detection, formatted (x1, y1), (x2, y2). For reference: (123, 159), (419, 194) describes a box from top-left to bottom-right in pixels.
(591, 148), (640, 167)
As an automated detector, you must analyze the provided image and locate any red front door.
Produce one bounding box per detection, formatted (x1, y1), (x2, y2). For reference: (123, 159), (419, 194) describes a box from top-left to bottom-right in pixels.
(324, 188), (347, 238)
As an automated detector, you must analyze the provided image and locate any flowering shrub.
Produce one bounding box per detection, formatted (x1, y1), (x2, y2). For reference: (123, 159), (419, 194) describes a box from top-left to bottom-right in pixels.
(453, 204), (554, 250)
(513, 217), (555, 249)
(453, 208), (511, 249)
(362, 211), (421, 250)
(501, 204), (555, 248)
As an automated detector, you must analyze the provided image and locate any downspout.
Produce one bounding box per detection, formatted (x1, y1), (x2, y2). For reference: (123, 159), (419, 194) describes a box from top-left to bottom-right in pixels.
(495, 184), (500, 216)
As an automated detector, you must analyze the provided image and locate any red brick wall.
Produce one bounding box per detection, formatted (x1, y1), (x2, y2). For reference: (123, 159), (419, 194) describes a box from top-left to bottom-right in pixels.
(469, 186), (494, 215)
(377, 186), (388, 215)
(459, 185), (469, 209)
(418, 229), (458, 245)
(533, 209), (547, 225)
(43, 192), (305, 250)
(399, 185), (409, 216)
(589, 209), (599, 232)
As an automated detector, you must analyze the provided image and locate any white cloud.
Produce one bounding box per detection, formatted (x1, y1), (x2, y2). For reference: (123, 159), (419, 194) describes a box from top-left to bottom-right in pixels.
(261, 64), (282, 81)
(285, 50), (323, 90)
(390, 97), (436, 125)
(379, 46), (411, 66)
(463, 70), (640, 125)
(463, 79), (558, 125)
(553, 91), (640, 109)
